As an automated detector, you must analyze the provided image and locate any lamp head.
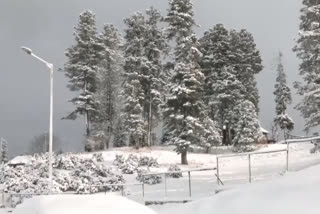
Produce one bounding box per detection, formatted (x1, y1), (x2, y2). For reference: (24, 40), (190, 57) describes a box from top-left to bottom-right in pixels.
(21, 46), (32, 55)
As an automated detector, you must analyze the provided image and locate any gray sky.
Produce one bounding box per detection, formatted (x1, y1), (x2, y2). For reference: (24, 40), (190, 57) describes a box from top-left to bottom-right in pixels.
(0, 0), (303, 157)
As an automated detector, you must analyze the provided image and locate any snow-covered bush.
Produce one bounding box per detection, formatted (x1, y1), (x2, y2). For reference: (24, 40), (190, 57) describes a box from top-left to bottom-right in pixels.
(0, 152), (125, 206)
(139, 156), (159, 168)
(113, 154), (139, 174)
(167, 165), (182, 178)
(113, 154), (159, 174)
(92, 153), (104, 162)
(113, 154), (125, 167)
(310, 143), (320, 154)
(136, 169), (162, 185)
(54, 154), (80, 170)
(120, 155), (139, 174)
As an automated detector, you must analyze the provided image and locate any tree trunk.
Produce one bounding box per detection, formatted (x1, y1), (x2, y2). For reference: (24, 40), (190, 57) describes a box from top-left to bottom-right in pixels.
(227, 125), (232, 145)
(135, 136), (140, 150)
(85, 110), (90, 137)
(181, 151), (188, 165)
(206, 147), (210, 154)
(106, 135), (111, 150)
(147, 94), (152, 147)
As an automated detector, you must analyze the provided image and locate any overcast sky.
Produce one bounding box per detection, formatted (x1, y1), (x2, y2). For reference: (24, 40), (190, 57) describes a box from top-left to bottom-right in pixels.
(0, 0), (303, 157)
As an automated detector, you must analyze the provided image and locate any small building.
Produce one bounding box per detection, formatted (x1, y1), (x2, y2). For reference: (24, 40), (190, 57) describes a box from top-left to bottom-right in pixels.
(260, 127), (275, 144)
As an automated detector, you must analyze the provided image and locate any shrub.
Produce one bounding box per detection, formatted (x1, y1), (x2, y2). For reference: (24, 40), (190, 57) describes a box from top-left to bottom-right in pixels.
(139, 156), (159, 168)
(167, 164), (183, 178)
(92, 153), (104, 162)
(136, 169), (162, 185)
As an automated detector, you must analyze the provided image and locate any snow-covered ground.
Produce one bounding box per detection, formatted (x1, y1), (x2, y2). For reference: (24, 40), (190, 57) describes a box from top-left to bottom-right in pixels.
(13, 195), (156, 214)
(1, 141), (320, 213)
(157, 162), (320, 214)
(96, 142), (320, 201)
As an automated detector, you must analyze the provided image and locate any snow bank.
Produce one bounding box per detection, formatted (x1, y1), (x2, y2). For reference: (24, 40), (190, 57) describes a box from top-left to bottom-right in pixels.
(13, 195), (156, 214)
(160, 164), (320, 214)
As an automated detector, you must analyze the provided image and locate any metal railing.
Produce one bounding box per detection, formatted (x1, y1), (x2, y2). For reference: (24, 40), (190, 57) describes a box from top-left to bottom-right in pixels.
(142, 167), (217, 199)
(216, 148), (288, 185)
(88, 183), (144, 197)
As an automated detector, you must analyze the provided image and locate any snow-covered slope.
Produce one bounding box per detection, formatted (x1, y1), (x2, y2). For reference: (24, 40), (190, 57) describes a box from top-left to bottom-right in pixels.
(160, 164), (320, 214)
(13, 195), (156, 214)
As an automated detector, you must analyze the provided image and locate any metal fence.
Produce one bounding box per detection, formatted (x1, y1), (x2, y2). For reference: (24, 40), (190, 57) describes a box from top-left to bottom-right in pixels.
(216, 148), (288, 185)
(141, 168), (217, 199)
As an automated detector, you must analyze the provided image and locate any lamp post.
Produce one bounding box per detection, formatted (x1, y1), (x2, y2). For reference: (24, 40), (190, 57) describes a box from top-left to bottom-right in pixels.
(21, 46), (54, 194)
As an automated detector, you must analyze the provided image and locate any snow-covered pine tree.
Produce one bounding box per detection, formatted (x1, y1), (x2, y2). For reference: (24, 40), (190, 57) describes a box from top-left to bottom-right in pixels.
(294, 0), (320, 130)
(199, 25), (263, 145)
(212, 66), (247, 145)
(199, 24), (231, 119)
(63, 10), (105, 140)
(164, 0), (220, 164)
(94, 24), (123, 149)
(200, 117), (221, 153)
(165, 0), (196, 43)
(113, 117), (127, 147)
(122, 12), (147, 149)
(232, 100), (262, 146)
(0, 138), (8, 164)
(229, 29), (263, 111)
(143, 7), (168, 146)
(273, 52), (294, 137)
(163, 36), (207, 164)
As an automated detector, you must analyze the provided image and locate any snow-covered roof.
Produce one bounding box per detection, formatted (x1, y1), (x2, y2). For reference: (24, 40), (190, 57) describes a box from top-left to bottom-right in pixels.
(260, 127), (270, 134)
(8, 155), (32, 166)
(13, 195), (156, 214)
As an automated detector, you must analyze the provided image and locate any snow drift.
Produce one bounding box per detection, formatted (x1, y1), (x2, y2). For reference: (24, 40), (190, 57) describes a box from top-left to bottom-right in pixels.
(161, 164), (320, 214)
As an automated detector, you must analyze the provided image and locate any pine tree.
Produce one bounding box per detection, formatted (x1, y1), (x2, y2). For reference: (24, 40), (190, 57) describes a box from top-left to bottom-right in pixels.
(63, 10), (105, 140)
(121, 9), (168, 148)
(143, 7), (168, 146)
(199, 24), (231, 119)
(163, 38), (207, 164)
(294, 0), (320, 130)
(273, 52), (294, 137)
(229, 29), (263, 111)
(94, 24), (123, 149)
(122, 12), (147, 149)
(0, 138), (8, 164)
(200, 117), (221, 153)
(199, 24), (263, 145)
(113, 117), (127, 147)
(232, 100), (262, 146)
(163, 0), (220, 164)
(165, 0), (196, 43)
(212, 66), (247, 145)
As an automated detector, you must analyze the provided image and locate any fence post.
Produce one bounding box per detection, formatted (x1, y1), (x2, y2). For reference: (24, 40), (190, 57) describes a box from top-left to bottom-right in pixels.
(164, 174), (167, 197)
(121, 185), (124, 197)
(216, 156), (220, 185)
(286, 141), (289, 171)
(142, 183), (145, 198)
(9, 194), (12, 208)
(248, 154), (252, 183)
(188, 171), (192, 198)
(2, 192), (4, 208)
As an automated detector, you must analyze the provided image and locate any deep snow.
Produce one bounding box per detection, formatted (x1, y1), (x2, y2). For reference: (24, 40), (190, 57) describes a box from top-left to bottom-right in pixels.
(159, 163), (320, 214)
(13, 195), (156, 214)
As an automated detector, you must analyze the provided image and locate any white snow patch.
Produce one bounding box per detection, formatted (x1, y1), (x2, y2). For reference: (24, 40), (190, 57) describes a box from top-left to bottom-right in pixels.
(13, 195), (156, 214)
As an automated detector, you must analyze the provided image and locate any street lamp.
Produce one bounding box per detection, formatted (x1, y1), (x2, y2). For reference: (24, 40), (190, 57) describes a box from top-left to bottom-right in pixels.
(21, 46), (54, 194)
